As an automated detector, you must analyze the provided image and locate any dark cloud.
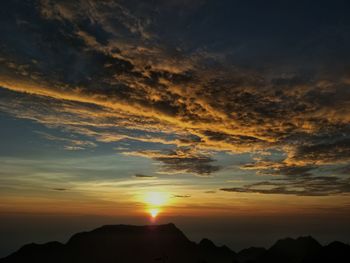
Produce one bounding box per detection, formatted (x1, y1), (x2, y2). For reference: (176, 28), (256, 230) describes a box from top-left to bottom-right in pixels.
(221, 176), (350, 196)
(155, 154), (219, 176)
(52, 188), (67, 191)
(338, 165), (350, 175)
(236, 158), (350, 196)
(134, 174), (156, 178)
(172, 194), (191, 198)
(204, 191), (216, 194)
(241, 161), (316, 177)
(289, 138), (350, 165)
(127, 148), (220, 176)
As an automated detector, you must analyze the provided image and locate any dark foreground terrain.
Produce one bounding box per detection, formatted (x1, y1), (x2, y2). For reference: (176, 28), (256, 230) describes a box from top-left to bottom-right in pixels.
(1, 223), (349, 263)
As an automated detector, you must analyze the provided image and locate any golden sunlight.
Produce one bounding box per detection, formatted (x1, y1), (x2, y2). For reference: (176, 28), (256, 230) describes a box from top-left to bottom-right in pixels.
(145, 192), (169, 206)
(143, 192), (170, 220)
(149, 208), (159, 219)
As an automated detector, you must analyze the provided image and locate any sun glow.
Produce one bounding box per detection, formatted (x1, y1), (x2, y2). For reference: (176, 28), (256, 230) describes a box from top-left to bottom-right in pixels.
(149, 208), (159, 219)
(145, 192), (169, 206)
(143, 192), (170, 221)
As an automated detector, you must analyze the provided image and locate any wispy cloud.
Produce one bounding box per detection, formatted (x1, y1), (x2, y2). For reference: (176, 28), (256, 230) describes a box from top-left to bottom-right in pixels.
(36, 131), (97, 151)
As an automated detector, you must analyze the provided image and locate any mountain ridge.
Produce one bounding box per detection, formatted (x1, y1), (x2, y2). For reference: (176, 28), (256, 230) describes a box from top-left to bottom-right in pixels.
(1, 223), (349, 263)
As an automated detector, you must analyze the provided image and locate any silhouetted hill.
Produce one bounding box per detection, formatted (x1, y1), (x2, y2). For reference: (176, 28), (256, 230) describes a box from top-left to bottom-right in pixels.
(305, 241), (350, 263)
(260, 236), (322, 263)
(1, 224), (349, 263)
(198, 238), (236, 262)
(0, 223), (235, 263)
(236, 247), (266, 263)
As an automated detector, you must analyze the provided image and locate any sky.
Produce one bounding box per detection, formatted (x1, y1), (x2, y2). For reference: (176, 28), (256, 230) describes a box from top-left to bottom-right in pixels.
(1, 0), (350, 257)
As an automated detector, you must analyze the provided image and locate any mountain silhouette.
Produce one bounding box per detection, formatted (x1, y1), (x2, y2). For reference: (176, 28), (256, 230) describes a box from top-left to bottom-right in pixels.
(236, 236), (350, 263)
(235, 247), (266, 263)
(1, 223), (349, 263)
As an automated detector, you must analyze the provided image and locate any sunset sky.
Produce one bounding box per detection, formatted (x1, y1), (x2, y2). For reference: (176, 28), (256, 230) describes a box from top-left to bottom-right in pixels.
(1, 0), (350, 257)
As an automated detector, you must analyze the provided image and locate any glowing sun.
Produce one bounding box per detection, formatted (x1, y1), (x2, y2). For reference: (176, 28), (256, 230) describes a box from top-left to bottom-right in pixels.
(149, 208), (159, 219)
(143, 192), (169, 220)
(145, 192), (169, 206)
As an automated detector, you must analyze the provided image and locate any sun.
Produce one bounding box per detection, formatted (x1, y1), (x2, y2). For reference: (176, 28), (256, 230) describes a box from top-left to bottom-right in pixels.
(149, 208), (159, 219)
(143, 192), (170, 220)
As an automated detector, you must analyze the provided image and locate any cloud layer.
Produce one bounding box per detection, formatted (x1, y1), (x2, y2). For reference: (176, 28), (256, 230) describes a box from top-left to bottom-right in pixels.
(0, 0), (350, 195)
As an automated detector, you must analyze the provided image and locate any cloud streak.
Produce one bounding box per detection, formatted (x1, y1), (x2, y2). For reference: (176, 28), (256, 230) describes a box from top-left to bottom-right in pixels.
(221, 176), (350, 196)
(134, 174), (156, 178)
